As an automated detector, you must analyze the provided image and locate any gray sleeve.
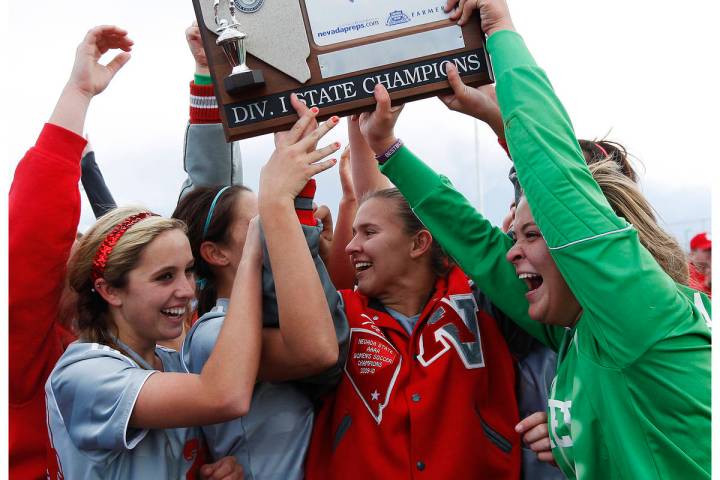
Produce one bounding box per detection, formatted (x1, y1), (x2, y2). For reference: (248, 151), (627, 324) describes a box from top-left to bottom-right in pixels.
(50, 355), (155, 451)
(80, 151), (117, 218)
(260, 222), (349, 390)
(182, 317), (224, 374)
(178, 122), (243, 202)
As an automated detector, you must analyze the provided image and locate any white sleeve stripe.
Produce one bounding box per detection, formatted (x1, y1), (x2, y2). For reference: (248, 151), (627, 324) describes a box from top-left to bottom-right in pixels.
(548, 224), (634, 251)
(123, 370), (157, 450)
(190, 95), (218, 108)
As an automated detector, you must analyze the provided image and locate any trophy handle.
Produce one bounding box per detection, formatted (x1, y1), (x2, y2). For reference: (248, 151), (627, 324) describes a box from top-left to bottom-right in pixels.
(228, 0), (237, 24)
(214, 0), (228, 30)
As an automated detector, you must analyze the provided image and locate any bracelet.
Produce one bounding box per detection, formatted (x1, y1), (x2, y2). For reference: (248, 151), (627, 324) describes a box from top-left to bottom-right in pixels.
(375, 138), (403, 165)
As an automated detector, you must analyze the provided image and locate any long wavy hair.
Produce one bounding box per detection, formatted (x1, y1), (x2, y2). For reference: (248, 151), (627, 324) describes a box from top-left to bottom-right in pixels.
(587, 160), (688, 284)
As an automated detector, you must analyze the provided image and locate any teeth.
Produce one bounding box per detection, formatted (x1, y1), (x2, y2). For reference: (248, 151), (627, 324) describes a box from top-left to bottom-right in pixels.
(355, 262), (372, 269)
(162, 307), (186, 316)
(518, 273), (539, 279)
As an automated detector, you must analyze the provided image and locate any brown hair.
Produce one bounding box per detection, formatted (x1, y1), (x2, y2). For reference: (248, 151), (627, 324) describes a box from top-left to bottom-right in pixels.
(578, 139), (639, 183)
(587, 160), (689, 284)
(66, 207), (186, 347)
(361, 188), (452, 277)
(172, 185), (252, 315)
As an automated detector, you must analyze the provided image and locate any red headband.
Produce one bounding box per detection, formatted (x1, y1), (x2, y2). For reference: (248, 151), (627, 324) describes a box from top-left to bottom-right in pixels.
(91, 212), (155, 282)
(595, 142), (609, 157)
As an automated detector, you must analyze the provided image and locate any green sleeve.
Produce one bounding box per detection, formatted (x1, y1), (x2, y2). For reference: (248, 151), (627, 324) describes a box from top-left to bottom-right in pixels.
(488, 31), (698, 367)
(380, 145), (565, 349)
(194, 73), (213, 85)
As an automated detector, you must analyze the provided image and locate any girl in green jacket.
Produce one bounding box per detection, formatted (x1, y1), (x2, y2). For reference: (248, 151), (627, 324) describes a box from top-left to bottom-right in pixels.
(352, 0), (712, 478)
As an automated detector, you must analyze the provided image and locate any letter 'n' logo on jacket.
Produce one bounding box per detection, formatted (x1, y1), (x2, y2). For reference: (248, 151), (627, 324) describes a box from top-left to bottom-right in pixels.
(344, 328), (402, 424)
(416, 293), (485, 369)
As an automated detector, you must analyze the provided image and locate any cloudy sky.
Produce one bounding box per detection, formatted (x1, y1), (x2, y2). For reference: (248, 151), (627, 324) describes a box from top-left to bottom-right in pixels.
(5, 0), (715, 247)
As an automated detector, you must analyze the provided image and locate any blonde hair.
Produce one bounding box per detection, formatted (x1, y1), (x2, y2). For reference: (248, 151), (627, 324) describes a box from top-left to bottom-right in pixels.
(66, 207), (186, 346)
(588, 160), (689, 284)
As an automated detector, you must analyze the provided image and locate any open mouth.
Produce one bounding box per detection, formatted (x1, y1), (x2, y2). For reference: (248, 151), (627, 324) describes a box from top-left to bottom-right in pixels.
(355, 261), (373, 272)
(518, 273), (543, 293)
(161, 307), (186, 318)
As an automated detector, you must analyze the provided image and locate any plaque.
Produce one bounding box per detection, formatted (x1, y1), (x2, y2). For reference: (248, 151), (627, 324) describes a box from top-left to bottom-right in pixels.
(192, 0), (494, 141)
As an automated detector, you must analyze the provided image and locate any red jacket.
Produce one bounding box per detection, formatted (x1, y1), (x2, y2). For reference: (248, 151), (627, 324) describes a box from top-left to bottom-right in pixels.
(9, 124), (84, 479)
(306, 267), (521, 479)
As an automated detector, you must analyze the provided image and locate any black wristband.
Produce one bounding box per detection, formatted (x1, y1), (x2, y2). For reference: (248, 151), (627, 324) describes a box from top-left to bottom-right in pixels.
(374, 138), (403, 165)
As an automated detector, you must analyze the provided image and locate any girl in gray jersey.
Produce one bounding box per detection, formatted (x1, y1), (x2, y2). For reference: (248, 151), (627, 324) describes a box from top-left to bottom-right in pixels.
(46, 204), (260, 479)
(173, 100), (347, 479)
(44, 26), (340, 479)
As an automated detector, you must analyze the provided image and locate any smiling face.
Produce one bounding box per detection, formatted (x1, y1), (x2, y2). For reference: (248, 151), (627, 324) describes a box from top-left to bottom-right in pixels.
(345, 197), (417, 298)
(111, 228), (196, 343)
(506, 197), (581, 327)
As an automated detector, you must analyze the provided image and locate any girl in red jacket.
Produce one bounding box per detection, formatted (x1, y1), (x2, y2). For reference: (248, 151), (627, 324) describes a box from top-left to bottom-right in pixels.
(260, 113), (525, 478)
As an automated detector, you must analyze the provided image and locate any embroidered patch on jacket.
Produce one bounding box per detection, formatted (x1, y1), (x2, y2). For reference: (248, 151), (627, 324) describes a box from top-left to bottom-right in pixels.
(344, 327), (402, 424)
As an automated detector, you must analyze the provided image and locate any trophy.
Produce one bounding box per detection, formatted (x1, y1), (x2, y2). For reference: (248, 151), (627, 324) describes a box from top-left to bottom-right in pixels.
(214, 0), (264, 95)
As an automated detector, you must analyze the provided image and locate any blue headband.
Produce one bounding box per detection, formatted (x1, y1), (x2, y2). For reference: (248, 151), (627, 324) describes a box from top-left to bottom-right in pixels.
(202, 186), (231, 239)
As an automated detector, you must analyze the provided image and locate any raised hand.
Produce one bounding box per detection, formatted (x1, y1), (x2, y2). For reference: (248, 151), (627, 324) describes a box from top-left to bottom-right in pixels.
(358, 84), (404, 155)
(186, 21), (209, 75)
(200, 455), (244, 480)
(439, 63), (504, 139)
(50, 25), (133, 135)
(444, 0), (515, 34)
(67, 25), (133, 99)
(515, 411), (557, 465)
(274, 94), (320, 153)
(261, 109), (341, 205)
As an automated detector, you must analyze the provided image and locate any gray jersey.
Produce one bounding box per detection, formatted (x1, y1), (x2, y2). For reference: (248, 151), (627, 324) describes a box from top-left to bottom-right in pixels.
(45, 342), (208, 479)
(182, 299), (313, 480)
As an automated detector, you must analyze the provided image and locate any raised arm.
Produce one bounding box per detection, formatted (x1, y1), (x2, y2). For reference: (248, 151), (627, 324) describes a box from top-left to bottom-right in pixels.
(178, 22), (242, 201)
(475, 0), (706, 363)
(80, 138), (118, 218)
(130, 218), (263, 428)
(10, 25), (131, 405)
(257, 110), (343, 379)
(348, 114), (393, 197)
(323, 146), (359, 290)
(355, 83), (562, 347)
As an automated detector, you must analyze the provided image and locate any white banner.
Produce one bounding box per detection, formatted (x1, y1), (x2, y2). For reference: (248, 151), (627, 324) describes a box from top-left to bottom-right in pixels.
(305, 0), (450, 47)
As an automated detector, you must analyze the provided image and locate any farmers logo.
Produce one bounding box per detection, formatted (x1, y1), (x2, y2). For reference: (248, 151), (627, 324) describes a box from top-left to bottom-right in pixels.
(386, 10), (410, 26)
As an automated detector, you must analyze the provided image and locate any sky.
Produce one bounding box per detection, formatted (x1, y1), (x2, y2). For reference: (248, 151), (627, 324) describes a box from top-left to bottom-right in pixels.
(3, 0), (716, 247)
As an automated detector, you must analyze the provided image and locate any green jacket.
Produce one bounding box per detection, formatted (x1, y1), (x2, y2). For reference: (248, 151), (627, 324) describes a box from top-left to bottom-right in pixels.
(380, 30), (711, 480)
